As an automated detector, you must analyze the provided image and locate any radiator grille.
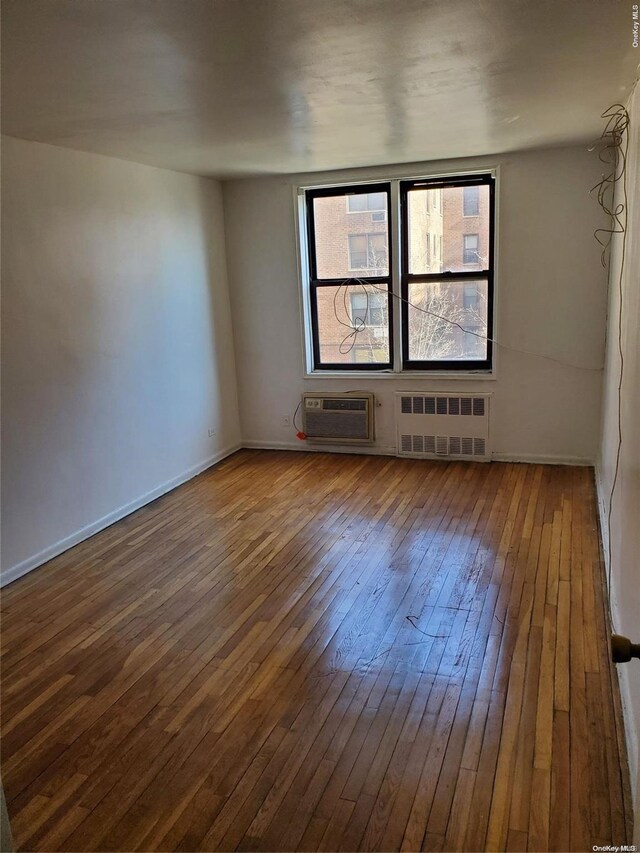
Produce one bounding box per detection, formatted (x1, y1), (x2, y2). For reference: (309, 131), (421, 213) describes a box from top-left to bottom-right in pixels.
(398, 435), (488, 458)
(396, 393), (491, 461)
(400, 395), (487, 416)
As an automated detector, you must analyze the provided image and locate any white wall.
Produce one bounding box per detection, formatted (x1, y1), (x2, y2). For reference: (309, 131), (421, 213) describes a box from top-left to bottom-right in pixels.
(597, 84), (640, 842)
(223, 147), (609, 463)
(1, 136), (241, 583)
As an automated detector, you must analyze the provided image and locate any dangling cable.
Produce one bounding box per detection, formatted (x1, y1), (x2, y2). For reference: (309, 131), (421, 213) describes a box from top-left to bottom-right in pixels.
(589, 100), (631, 596)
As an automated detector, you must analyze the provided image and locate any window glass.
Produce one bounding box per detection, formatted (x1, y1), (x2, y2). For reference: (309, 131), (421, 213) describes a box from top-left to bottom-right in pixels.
(313, 194), (389, 278)
(463, 233), (479, 265)
(407, 279), (488, 362)
(347, 233), (388, 271)
(463, 185), (480, 216)
(407, 183), (489, 274)
(315, 284), (390, 364)
(347, 192), (386, 212)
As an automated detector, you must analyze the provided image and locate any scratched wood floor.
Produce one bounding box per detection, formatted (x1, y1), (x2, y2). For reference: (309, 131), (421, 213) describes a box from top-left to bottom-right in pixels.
(1, 450), (632, 852)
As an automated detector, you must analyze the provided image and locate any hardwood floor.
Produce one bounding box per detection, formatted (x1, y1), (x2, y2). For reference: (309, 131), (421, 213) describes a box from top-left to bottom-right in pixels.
(1, 450), (632, 852)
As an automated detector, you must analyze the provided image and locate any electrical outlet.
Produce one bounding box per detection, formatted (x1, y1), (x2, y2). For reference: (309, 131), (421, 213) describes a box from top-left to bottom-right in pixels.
(281, 415), (291, 427)
(208, 428), (216, 437)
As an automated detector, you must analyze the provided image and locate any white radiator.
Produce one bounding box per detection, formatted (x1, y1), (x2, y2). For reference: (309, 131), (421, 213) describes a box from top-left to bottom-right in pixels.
(396, 392), (491, 461)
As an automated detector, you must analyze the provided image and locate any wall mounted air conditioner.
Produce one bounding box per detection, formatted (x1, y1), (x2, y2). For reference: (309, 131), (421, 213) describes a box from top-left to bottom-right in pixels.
(302, 392), (374, 444)
(396, 392), (491, 461)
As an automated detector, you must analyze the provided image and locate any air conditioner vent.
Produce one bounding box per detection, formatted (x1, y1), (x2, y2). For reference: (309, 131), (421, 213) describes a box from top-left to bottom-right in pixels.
(303, 393), (374, 444)
(323, 398), (367, 411)
(395, 392), (491, 461)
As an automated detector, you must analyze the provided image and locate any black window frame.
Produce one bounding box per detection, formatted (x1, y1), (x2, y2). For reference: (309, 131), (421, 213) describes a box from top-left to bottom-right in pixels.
(306, 182), (393, 371)
(400, 173), (495, 372)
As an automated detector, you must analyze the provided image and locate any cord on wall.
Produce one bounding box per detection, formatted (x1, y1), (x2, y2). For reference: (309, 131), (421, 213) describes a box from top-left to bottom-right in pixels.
(589, 97), (632, 605)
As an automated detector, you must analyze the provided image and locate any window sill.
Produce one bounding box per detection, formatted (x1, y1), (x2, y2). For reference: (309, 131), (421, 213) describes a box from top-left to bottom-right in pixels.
(303, 370), (496, 381)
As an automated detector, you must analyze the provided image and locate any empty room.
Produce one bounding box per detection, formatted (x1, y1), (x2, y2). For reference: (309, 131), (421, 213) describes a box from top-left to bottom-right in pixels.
(1, 1), (639, 851)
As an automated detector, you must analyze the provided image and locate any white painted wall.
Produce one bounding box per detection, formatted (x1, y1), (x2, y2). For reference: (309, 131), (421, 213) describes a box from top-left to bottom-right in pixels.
(597, 84), (640, 842)
(223, 147), (609, 464)
(1, 136), (241, 583)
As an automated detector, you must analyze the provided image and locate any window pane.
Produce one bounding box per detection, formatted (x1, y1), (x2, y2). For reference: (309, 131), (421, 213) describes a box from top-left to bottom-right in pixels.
(347, 194), (367, 212)
(315, 284), (390, 364)
(463, 185), (480, 216)
(347, 192), (386, 212)
(346, 232), (388, 272)
(407, 183), (489, 274)
(463, 233), (479, 264)
(313, 193), (389, 279)
(407, 279), (488, 361)
(366, 192), (386, 211)
(348, 235), (368, 269)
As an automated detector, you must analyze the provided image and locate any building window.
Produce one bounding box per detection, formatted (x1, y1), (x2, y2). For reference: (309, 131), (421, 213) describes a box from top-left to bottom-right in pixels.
(347, 191), (387, 221)
(303, 173), (494, 372)
(347, 191), (386, 213)
(463, 185), (480, 216)
(463, 282), (479, 310)
(348, 233), (388, 271)
(350, 292), (387, 328)
(463, 233), (479, 265)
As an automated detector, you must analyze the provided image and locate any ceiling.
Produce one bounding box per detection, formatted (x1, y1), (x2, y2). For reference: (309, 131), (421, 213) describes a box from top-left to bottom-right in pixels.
(1, 0), (637, 178)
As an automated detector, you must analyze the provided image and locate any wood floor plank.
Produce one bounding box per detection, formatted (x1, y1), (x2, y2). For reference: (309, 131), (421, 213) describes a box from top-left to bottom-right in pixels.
(0, 450), (631, 852)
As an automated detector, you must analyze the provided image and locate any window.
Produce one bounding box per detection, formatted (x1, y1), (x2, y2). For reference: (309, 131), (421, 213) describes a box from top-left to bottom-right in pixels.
(463, 233), (479, 265)
(303, 173), (494, 372)
(350, 292), (387, 328)
(463, 282), (479, 310)
(463, 185), (480, 216)
(348, 233), (388, 271)
(347, 192), (387, 221)
(306, 184), (392, 369)
(402, 175), (493, 370)
(347, 192), (386, 213)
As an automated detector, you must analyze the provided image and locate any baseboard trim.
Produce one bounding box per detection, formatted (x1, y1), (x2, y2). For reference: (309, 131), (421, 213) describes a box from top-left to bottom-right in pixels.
(594, 463), (638, 820)
(0, 442), (242, 588)
(492, 452), (593, 466)
(244, 441), (593, 467)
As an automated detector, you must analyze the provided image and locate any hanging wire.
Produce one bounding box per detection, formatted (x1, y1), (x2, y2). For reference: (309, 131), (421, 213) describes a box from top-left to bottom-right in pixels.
(332, 276), (604, 372)
(589, 104), (630, 267)
(588, 100), (631, 596)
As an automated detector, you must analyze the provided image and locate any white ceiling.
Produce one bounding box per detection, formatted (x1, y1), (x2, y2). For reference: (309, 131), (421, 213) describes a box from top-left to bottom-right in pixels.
(2, 0), (637, 178)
